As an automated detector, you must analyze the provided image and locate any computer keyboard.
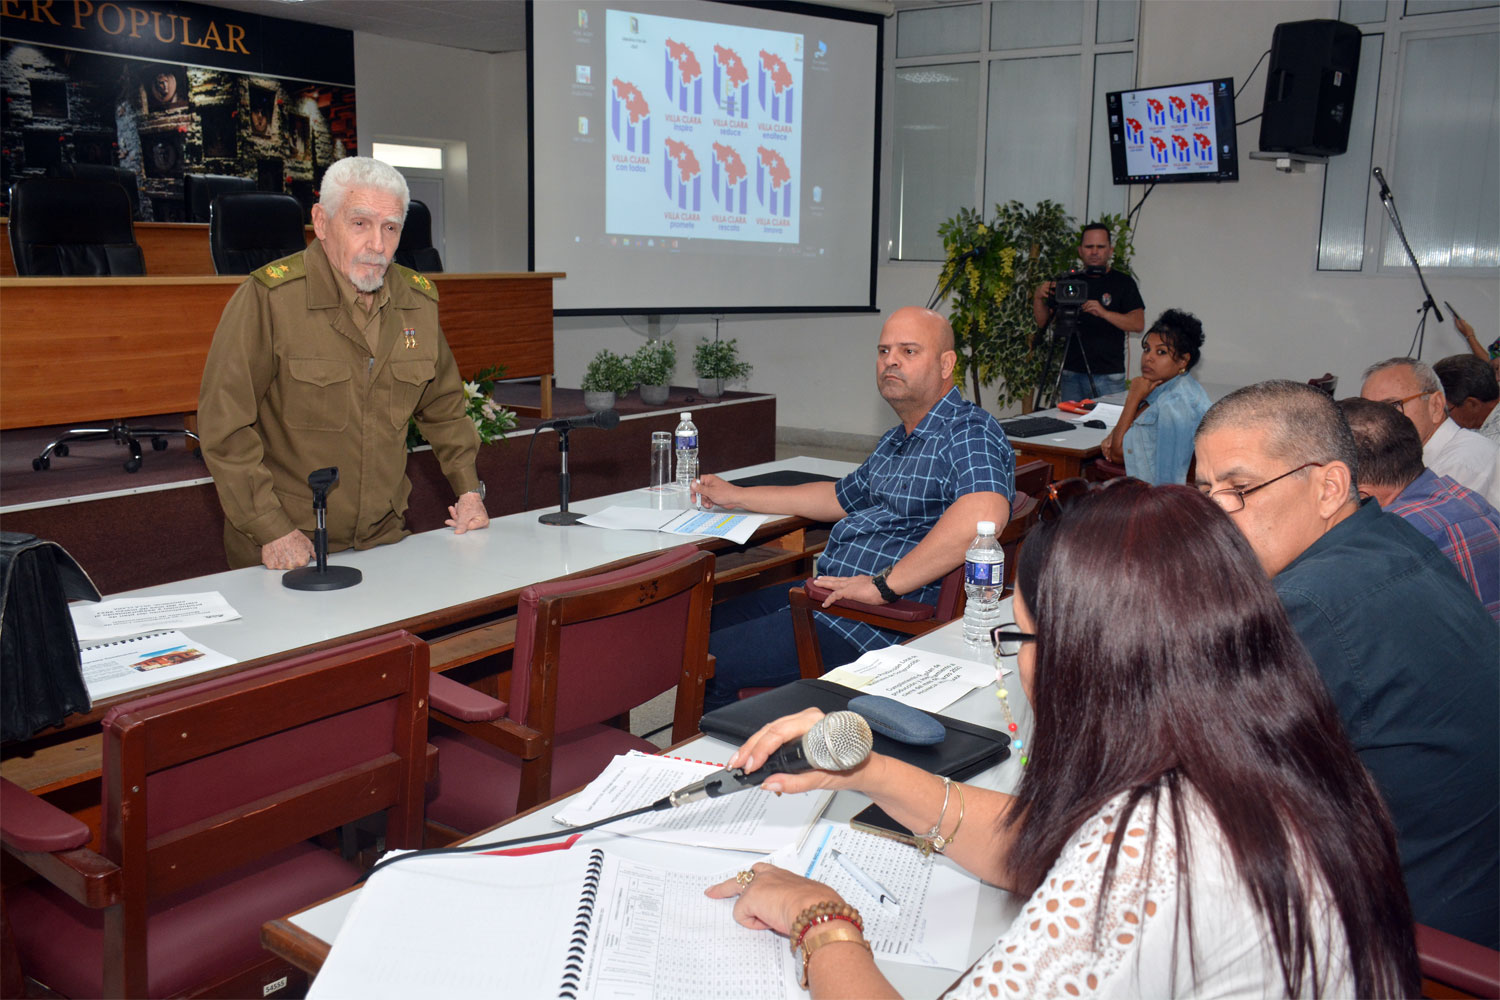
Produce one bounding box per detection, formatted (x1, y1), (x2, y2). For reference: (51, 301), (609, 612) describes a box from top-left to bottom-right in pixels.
(999, 416), (1076, 438)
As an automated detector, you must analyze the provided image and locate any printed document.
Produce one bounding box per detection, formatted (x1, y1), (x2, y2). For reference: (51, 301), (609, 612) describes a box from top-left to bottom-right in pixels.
(772, 820), (981, 969)
(822, 645), (999, 712)
(579, 506), (774, 545)
(79, 630), (236, 699)
(553, 750), (830, 853)
(70, 591), (241, 640)
(309, 842), (802, 1000)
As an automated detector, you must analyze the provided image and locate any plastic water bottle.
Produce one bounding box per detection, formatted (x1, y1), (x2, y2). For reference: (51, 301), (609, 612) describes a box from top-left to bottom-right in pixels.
(674, 411), (699, 492)
(962, 521), (1004, 645)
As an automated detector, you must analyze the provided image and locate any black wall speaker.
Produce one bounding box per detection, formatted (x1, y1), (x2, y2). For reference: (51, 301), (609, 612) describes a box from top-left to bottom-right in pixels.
(1259, 19), (1362, 157)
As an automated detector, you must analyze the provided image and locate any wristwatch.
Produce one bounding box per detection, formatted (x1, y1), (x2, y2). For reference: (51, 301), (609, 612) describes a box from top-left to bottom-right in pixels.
(464, 481), (486, 501)
(871, 565), (899, 603)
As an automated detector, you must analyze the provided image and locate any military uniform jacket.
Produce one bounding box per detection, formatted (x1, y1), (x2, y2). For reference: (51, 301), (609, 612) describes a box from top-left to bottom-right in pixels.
(198, 239), (479, 567)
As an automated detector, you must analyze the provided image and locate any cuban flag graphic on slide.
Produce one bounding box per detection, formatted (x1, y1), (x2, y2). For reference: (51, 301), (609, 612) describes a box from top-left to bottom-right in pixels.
(664, 138), (702, 210)
(756, 145), (792, 216)
(664, 38), (703, 114)
(713, 44), (750, 118)
(610, 79), (650, 154)
(1168, 95), (1189, 125)
(1125, 118), (1144, 143)
(1146, 98), (1165, 126)
(1190, 92), (1211, 123)
(757, 49), (795, 124)
(711, 142), (748, 213)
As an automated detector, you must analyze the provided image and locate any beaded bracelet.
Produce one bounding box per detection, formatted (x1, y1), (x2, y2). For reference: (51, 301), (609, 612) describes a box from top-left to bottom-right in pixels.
(798, 920), (872, 989)
(788, 901), (863, 955)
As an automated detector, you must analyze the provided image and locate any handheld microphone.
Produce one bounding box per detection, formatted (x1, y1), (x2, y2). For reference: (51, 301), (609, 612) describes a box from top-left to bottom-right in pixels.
(545, 408), (620, 432)
(664, 711), (873, 807)
(1372, 166), (1392, 201)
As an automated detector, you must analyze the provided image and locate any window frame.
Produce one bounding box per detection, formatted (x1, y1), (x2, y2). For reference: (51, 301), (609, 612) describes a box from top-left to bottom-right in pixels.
(888, 0), (1138, 263)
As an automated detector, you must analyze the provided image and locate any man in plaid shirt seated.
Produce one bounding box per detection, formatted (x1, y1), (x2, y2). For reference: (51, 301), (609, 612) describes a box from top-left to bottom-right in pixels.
(1341, 398), (1500, 621)
(692, 306), (1016, 712)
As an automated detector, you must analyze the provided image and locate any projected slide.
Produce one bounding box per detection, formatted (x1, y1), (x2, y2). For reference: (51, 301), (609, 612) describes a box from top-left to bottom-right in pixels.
(1116, 82), (1221, 178)
(605, 9), (803, 243)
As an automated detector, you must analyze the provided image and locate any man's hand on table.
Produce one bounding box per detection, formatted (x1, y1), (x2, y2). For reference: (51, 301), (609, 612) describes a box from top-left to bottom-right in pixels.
(261, 529), (315, 570)
(691, 473), (745, 510)
(446, 491), (490, 534)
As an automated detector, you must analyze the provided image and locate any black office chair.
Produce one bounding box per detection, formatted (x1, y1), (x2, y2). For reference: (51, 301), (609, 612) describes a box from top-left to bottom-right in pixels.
(11, 179), (199, 473)
(209, 191), (307, 275)
(9, 178), (145, 277)
(184, 172), (255, 223)
(46, 164), (141, 220)
(395, 199), (443, 272)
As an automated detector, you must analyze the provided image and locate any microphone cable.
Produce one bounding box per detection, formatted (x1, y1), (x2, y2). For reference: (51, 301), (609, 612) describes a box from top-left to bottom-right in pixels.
(358, 799), (665, 884)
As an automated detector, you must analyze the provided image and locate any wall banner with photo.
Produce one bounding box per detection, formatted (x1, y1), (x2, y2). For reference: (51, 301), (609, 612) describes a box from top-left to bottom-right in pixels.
(0, 0), (356, 221)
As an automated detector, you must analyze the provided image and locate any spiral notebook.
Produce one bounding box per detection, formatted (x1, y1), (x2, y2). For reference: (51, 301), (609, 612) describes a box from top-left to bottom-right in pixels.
(79, 630), (236, 700)
(308, 842), (802, 1000)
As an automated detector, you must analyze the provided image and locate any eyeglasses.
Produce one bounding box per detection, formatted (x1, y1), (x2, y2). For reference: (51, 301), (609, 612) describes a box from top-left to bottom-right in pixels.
(1381, 390), (1434, 414)
(990, 622), (1036, 658)
(1040, 477), (1090, 522)
(1203, 461), (1324, 513)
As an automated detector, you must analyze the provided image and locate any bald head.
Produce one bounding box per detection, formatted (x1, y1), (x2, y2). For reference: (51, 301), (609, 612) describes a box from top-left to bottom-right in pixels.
(885, 306), (955, 355)
(877, 306), (959, 428)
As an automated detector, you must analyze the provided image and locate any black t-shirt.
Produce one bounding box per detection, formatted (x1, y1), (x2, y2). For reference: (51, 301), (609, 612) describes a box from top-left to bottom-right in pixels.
(1051, 268), (1144, 375)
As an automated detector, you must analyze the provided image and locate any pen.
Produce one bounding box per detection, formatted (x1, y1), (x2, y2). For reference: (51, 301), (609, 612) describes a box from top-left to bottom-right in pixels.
(831, 848), (900, 912)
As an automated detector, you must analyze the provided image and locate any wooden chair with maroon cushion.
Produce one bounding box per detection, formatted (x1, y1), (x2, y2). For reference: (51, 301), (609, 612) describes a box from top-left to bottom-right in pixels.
(425, 544), (714, 838)
(1416, 923), (1500, 999)
(783, 492), (1039, 680)
(0, 632), (430, 999)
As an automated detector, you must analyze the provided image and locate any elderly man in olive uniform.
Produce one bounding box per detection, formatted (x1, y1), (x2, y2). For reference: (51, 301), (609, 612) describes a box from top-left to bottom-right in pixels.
(199, 157), (488, 570)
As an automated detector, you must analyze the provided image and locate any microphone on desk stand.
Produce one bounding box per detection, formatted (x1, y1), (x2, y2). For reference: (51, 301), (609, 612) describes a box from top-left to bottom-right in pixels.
(537, 409), (620, 526)
(283, 466), (362, 591)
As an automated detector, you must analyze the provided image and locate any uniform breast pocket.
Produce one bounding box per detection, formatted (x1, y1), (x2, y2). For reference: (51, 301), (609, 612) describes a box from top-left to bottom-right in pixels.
(282, 357), (352, 432)
(389, 358), (437, 428)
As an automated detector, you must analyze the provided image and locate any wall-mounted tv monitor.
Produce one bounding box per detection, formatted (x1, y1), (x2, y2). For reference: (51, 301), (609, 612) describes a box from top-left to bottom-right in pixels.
(1105, 78), (1239, 185)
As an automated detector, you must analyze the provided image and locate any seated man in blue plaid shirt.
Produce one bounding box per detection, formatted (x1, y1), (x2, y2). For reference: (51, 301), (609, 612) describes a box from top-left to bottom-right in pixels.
(692, 306), (1016, 712)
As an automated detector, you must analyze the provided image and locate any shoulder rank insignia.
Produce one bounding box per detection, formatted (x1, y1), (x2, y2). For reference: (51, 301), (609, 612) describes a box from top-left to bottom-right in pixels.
(250, 253), (305, 288)
(393, 263), (440, 303)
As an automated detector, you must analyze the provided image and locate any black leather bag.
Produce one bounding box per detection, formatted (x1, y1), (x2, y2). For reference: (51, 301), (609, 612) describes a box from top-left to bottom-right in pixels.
(1, 532), (99, 742)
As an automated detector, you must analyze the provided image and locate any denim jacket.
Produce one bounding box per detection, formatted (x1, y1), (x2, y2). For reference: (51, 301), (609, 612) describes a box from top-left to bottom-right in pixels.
(1121, 373), (1212, 485)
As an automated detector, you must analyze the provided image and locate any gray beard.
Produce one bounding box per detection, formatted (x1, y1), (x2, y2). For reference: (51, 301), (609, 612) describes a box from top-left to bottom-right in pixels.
(352, 272), (385, 293)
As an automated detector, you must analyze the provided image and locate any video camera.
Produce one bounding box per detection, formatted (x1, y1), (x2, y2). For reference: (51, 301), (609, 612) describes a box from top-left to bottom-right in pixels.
(1048, 267), (1104, 337)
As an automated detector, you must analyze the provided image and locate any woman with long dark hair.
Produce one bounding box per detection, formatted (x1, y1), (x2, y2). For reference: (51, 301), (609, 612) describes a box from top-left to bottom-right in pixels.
(707, 482), (1417, 997)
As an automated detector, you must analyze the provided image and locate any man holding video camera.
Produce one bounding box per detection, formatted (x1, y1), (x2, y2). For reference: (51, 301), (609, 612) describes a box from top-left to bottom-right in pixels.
(1032, 222), (1145, 402)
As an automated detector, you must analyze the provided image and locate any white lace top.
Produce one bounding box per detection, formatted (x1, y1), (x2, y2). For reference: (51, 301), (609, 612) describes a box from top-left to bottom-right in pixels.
(946, 788), (1354, 999)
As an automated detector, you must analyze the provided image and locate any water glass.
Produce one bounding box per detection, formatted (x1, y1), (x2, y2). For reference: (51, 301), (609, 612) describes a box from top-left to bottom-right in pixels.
(650, 431), (672, 489)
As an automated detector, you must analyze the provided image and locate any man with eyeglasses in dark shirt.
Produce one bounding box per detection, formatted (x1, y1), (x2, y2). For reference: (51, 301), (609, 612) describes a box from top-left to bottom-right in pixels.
(1193, 379), (1497, 949)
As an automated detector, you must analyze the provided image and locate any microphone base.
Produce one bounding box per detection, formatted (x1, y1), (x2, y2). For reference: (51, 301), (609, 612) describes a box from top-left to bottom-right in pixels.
(282, 564), (363, 591)
(538, 510), (586, 526)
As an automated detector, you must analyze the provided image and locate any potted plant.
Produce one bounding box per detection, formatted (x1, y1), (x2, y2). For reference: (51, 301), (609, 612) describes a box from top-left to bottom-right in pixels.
(937, 201), (1133, 410)
(407, 364), (516, 451)
(581, 349), (635, 411)
(692, 337), (752, 398)
(630, 339), (677, 406)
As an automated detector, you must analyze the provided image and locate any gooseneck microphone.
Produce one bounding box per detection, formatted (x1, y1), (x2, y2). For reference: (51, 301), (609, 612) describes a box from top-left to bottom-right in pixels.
(664, 711), (874, 807)
(544, 409), (620, 432)
(1372, 166), (1392, 202)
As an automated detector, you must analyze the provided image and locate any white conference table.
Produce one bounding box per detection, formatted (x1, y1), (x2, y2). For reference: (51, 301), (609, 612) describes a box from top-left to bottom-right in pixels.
(264, 610), (1034, 1000)
(3, 456), (856, 793)
(92, 454), (858, 669)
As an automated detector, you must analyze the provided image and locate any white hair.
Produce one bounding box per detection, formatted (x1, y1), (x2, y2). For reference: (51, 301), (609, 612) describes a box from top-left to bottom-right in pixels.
(1362, 357), (1442, 396)
(318, 156), (409, 219)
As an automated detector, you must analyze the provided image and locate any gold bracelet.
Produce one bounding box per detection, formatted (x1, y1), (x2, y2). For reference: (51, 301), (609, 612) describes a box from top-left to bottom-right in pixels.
(799, 921), (871, 990)
(788, 901), (863, 955)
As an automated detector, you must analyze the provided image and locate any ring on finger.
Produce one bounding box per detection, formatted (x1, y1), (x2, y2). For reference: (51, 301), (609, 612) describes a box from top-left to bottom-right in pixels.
(735, 869), (756, 888)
